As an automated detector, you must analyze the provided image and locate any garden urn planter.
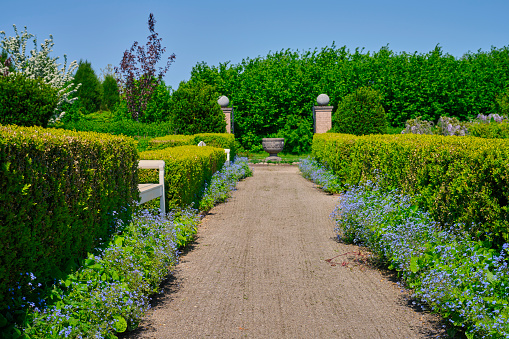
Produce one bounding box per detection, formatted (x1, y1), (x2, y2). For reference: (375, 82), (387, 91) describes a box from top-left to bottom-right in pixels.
(262, 138), (285, 162)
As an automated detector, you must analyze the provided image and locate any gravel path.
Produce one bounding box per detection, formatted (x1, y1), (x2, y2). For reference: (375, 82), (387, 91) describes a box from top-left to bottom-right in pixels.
(125, 165), (444, 338)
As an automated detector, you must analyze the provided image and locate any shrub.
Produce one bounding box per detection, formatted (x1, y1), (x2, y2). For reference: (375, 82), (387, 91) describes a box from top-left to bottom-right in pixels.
(139, 145), (226, 210)
(0, 73), (59, 127)
(332, 86), (387, 135)
(312, 133), (509, 244)
(0, 24), (79, 122)
(0, 125), (138, 315)
(169, 80), (226, 135)
(73, 60), (103, 114)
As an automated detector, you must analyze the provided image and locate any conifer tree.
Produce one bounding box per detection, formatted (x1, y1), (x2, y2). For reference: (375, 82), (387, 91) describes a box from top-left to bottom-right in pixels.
(74, 60), (102, 113)
(102, 74), (119, 111)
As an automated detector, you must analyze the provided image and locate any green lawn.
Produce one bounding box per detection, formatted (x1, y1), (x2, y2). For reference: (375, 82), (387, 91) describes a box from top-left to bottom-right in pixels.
(238, 152), (308, 164)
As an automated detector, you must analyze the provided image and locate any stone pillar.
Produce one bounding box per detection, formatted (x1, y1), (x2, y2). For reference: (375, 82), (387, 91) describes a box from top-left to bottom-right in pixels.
(314, 94), (333, 134)
(221, 107), (233, 133)
(218, 96), (232, 133)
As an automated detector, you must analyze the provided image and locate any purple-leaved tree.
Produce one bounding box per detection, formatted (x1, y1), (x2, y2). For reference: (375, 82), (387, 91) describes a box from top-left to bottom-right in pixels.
(115, 13), (175, 120)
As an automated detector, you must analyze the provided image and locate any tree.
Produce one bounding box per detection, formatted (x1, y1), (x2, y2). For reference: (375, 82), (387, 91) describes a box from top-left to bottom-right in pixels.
(1, 49), (14, 76)
(102, 74), (120, 111)
(115, 13), (175, 120)
(0, 25), (79, 122)
(74, 60), (102, 113)
(169, 80), (226, 135)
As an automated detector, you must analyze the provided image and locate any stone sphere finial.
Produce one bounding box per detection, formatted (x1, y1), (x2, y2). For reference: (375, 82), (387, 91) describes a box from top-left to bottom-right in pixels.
(316, 94), (330, 106)
(217, 96), (229, 107)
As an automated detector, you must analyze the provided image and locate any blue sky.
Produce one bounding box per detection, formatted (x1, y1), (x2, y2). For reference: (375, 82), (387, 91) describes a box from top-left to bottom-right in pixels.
(1, 0), (508, 90)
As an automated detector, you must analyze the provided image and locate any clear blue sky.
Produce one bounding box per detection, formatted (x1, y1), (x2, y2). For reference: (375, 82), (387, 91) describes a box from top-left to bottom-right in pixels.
(1, 0), (508, 90)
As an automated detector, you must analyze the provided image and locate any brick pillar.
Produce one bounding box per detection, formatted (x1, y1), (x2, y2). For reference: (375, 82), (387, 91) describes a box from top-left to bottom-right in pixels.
(221, 107), (233, 133)
(314, 106), (333, 133)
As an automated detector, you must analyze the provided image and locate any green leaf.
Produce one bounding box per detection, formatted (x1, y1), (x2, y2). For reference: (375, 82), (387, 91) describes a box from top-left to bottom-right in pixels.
(410, 256), (420, 273)
(0, 313), (7, 327)
(114, 236), (124, 247)
(112, 315), (127, 333)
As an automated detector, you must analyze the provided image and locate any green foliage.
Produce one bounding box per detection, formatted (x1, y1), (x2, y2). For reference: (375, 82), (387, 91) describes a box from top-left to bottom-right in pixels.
(168, 80), (226, 135)
(0, 73), (59, 127)
(56, 118), (176, 137)
(493, 88), (509, 116)
(468, 121), (509, 138)
(189, 44), (509, 152)
(332, 86), (387, 135)
(0, 125), (138, 315)
(102, 74), (120, 111)
(141, 81), (171, 123)
(312, 133), (509, 244)
(0, 49), (14, 74)
(73, 60), (103, 114)
(139, 145), (226, 210)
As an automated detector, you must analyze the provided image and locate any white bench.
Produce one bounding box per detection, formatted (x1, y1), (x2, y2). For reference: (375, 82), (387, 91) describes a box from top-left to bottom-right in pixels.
(224, 148), (230, 166)
(138, 160), (165, 214)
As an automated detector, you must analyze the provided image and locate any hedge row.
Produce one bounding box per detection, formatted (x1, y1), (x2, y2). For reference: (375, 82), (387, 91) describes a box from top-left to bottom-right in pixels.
(312, 133), (509, 243)
(139, 146), (226, 210)
(147, 133), (236, 156)
(0, 124), (139, 311)
(56, 119), (176, 137)
(468, 122), (509, 139)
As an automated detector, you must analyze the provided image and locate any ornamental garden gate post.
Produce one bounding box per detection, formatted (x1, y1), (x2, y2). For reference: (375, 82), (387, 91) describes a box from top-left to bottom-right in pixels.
(218, 96), (233, 134)
(313, 94), (333, 133)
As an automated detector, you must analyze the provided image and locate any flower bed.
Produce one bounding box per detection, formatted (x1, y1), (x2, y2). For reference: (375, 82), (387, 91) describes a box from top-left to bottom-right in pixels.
(2, 157), (252, 338)
(300, 160), (509, 338)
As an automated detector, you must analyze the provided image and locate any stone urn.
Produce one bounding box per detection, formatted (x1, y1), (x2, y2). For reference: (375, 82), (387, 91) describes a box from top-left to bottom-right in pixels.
(262, 138), (285, 162)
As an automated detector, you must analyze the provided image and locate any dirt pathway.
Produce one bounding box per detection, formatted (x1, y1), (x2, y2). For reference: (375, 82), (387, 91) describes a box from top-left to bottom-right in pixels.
(126, 165), (444, 338)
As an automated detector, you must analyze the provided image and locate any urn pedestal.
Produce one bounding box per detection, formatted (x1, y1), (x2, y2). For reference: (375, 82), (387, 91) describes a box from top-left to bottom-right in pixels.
(262, 138), (285, 162)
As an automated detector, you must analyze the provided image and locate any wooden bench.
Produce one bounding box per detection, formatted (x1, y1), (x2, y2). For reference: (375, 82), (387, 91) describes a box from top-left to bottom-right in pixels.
(138, 160), (165, 214)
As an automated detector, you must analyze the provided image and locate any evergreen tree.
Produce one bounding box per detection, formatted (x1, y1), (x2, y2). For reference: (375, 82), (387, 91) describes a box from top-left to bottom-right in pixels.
(74, 60), (102, 113)
(102, 74), (119, 111)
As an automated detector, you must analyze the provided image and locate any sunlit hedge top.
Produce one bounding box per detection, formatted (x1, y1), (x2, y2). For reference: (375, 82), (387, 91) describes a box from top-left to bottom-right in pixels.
(312, 133), (509, 244)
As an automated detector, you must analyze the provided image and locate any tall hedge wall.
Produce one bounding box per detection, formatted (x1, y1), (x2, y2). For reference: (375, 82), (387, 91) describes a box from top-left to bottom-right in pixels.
(139, 146), (226, 210)
(190, 44), (509, 153)
(312, 133), (509, 243)
(0, 125), (139, 310)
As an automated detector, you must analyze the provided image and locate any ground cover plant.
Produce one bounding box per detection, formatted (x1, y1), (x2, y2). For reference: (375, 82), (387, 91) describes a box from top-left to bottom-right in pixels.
(1, 157), (251, 338)
(300, 160), (509, 338)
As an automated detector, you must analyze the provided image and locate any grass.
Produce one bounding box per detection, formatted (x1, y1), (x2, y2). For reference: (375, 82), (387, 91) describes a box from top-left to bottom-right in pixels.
(238, 152), (307, 164)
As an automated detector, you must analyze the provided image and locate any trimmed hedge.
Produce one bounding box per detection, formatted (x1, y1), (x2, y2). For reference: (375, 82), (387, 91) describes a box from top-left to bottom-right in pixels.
(139, 146), (226, 210)
(312, 133), (509, 243)
(57, 119), (176, 137)
(147, 133), (236, 156)
(0, 124), (139, 311)
(468, 122), (509, 139)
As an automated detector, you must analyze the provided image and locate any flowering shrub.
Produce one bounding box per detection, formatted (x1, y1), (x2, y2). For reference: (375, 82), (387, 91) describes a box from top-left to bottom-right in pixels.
(199, 156), (252, 212)
(301, 159), (509, 337)
(17, 209), (179, 338)
(0, 25), (79, 122)
(298, 157), (341, 194)
(402, 114), (506, 137)
(330, 181), (509, 338)
(1, 156), (252, 338)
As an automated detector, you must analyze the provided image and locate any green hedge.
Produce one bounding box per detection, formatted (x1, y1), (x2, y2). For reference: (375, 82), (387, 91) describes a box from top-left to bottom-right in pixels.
(139, 146), (226, 210)
(56, 119), (176, 137)
(147, 133), (236, 157)
(312, 133), (509, 243)
(0, 125), (139, 311)
(468, 122), (509, 139)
